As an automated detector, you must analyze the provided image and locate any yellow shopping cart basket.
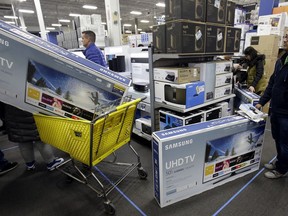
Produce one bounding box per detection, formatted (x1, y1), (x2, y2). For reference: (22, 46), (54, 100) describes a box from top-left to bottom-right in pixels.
(34, 97), (147, 215)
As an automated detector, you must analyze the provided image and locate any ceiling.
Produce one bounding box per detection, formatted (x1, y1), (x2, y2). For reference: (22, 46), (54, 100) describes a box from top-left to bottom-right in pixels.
(0, 0), (261, 33)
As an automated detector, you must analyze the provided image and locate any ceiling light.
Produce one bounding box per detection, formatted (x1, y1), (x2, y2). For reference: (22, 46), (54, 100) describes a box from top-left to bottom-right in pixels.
(140, 31), (146, 34)
(156, 2), (165, 7)
(19, 0), (26, 2)
(19, 9), (35, 14)
(51, 23), (62, 27)
(130, 11), (142, 15)
(4, 16), (18, 19)
(101, 22), (106, 25)
(138, 28), (142, 31)
(140, 20), (149, 23)
(46, 27), (56, 30)
(82, 5), (97, 10)
(59, 19), (70, 23)
(5, 21), (15, 24)
(149, 26), (153, 29)
(123, 24), (132, 27)
(69, 13), (81, 17)
(20, 26), (27, 29)
(125, 30), (132, 34)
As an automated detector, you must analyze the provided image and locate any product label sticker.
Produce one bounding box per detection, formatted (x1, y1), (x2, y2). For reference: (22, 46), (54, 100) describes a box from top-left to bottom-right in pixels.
(214, 0), (220, 9)
(217, 32), (223, 41)
(195, 30), (202, 40)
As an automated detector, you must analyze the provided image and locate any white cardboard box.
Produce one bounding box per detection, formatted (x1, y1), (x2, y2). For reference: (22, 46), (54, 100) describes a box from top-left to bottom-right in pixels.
(215, 73), (233, 87)
(214, 84), (233, 99)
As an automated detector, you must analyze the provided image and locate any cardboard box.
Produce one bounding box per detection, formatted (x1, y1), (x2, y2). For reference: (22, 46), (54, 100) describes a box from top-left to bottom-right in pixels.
(154, 67), (200, 84)
(214, 84), (232, 99)
(264, 57), (277, 78)
(153, 115), (265, 207)
(205, 24), (226, 54)
(215, 60), (232, 74)
(225, 26), (241, 53)
(159, 109), (205, 130)
(135, 117), (152, 135)
(153, 24), (166, 53)
(234, 87), (260, 109)
(165, 0), (206, 22)
(206, 0), (227, 24)
(154, 81), (205, 109)
(0, 21), (130, 120)
(258, 13), (287, 35)
(226, 1), (236, 26)
(215, 72), (233, 87)
(166, 20), (206, 53)
(250, 35), (279, 58)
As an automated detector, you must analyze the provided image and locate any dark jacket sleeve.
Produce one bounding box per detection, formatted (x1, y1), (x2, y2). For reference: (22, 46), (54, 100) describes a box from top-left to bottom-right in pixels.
(251, 59), (264, 87)
(258, 61), (277, 106)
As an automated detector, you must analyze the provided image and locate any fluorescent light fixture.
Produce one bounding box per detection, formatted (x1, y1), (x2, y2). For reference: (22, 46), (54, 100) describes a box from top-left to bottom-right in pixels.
(140, 31), (146, 34)
(4, 16), (18, 19)
(149, 26), (153, 29)
(51, 23), (62, 27)
(59, 19), (70, 23)
(19, 9), (34, 13)
(156, 2), (165, 7)
(130, 11), (142, 15)
(101, 22), (106, 25)
(5, 21), (15, 24)
(140, 20), (149, 23)
(138, 28), (142, 31)
(46, 27), (56, 30)
(19, 0), (27, 2)
(125, 30), (132, 34)
(44, 30), (50, 33)
(69, 13), (81, 17)
(82, 5), (97, 10)
(20, 26), (27, 29)
(123, 23), (132, 27)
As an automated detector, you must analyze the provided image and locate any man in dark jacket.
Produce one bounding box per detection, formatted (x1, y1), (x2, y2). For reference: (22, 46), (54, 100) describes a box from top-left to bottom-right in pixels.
(256, 49), (288, 179)
(82, 30), (107, 67)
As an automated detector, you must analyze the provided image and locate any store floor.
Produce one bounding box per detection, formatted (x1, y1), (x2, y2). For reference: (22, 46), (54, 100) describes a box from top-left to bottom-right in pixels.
(1, 120), (288, 216)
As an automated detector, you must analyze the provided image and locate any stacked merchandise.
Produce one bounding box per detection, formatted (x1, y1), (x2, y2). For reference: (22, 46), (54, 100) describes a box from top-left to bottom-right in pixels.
(57, 30), (78, 49)
(152, 0), (241, 54)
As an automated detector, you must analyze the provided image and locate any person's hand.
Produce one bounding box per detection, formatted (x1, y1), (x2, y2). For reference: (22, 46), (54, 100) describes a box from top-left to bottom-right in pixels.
(237, 64), (243, 70)
(248, 86), (255, 93)
(255, 104), (262, 109)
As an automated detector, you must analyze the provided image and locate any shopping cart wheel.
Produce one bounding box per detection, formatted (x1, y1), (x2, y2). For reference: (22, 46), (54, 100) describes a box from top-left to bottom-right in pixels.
(104, 201), (116, 215)
(137, 167), (148, 180)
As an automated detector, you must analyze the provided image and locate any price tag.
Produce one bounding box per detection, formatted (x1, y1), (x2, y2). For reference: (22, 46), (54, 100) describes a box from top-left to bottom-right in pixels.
(214, 0), (220, 9)
(195, 30), (202, 40)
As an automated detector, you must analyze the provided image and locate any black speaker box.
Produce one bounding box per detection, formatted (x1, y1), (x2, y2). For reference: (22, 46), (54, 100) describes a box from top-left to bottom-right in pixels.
(226, 1), (236, 26)
(116, 55), (125, 72)
(205, 23), (225, 53)
(165, 0), (206, 22)
(166, 20), (206, 53)
(112, 58), (118, 72)
(152, 24), (166, 53)
(164, 85), (186, 105)
(225, 26), (241, 53)
(206, 0), (227, 24)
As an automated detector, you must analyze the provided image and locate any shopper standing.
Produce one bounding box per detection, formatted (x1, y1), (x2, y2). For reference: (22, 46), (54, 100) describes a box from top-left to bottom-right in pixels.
(81, 30), (107, 67)
(4, 104), (64, 171)
(240, 46), (267, 95)
(255, 43), (288, 179)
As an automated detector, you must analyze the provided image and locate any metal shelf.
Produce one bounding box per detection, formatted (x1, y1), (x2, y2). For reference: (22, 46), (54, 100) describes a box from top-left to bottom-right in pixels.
(155, 94), (236, 113)
(153, 53), (234, 62)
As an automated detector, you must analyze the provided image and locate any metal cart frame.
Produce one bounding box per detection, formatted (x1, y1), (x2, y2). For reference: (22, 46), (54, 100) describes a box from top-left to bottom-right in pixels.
(34, 97), (147, 215)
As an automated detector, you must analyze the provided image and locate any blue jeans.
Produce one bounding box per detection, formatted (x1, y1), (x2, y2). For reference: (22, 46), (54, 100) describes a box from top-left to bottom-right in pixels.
(270, 113), (288, 174)
(0, 149), (8, 169)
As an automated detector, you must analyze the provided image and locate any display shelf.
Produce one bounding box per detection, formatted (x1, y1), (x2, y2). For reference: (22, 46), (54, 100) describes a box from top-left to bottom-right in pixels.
(155, 94), (235, 113)
(153, 53), (234, 62)
(132, 127), (152, 141)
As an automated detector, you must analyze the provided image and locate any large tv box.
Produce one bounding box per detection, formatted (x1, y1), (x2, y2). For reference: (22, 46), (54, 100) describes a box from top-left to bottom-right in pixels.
(166, 20), (206, 53)
(0, 21), (130, 120)
(234, 87), (260, 109)
(155, 81), (205, 109)
(153, 115), (266, 207)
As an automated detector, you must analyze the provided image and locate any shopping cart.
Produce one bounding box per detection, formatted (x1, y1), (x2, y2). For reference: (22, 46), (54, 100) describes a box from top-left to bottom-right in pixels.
(33, 97), (148, 215)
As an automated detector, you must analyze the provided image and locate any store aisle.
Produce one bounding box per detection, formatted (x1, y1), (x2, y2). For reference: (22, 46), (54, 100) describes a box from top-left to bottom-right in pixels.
(0, 121), (287, 216)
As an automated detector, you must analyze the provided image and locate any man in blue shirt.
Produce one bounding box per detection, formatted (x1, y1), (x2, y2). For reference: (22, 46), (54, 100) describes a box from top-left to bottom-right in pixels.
(81, 30), (107, 67)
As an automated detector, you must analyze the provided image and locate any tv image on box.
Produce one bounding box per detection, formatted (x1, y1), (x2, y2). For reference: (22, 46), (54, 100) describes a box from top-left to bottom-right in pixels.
(164, 85), (186, 105)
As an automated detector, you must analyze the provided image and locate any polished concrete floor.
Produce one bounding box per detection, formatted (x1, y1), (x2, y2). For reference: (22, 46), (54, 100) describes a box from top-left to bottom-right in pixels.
(0, 119), (287, 216)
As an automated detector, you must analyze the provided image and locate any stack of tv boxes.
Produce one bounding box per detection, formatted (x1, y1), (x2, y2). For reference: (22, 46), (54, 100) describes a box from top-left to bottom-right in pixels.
(152, 0), (241, 54)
